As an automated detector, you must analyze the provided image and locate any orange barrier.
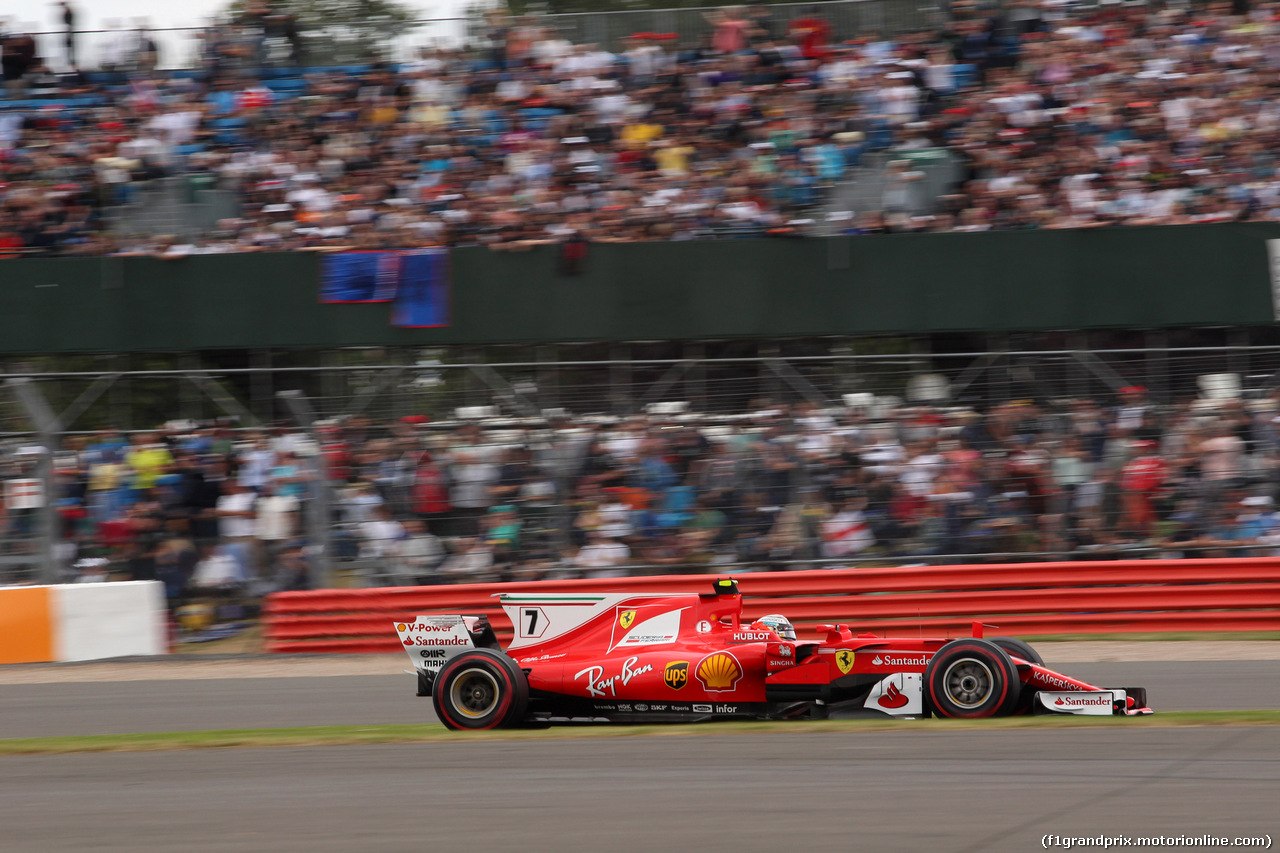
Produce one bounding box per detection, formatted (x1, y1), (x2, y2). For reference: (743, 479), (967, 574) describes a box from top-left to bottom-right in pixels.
(262, 557), (1280, 654)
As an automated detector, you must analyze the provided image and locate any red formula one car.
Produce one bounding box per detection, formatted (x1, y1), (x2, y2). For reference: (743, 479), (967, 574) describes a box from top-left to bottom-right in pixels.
(396, 579), (1152, 730)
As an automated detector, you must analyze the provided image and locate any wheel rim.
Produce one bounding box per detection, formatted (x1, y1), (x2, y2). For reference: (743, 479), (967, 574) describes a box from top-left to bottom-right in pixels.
(942, 657), (995, 709)
(449, 668), (500, 719)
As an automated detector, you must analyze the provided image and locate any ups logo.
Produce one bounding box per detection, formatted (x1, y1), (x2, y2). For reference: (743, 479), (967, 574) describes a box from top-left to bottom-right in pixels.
(664, 661), (689, 690)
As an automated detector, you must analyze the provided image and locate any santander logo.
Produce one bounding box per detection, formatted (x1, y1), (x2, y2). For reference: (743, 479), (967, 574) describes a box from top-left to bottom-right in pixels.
(878, 681), (909, 709)
(868, 652), (929, 668)
(1055, 696), (1065, 706)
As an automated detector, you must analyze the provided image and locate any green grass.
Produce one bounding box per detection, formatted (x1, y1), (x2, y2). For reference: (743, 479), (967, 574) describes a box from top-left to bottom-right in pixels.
(3, 710), (1279, 756)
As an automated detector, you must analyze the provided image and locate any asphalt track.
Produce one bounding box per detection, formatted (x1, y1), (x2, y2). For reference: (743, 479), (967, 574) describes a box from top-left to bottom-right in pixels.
(3, 661), (1279, 738)
(2, 728), (1277, 853)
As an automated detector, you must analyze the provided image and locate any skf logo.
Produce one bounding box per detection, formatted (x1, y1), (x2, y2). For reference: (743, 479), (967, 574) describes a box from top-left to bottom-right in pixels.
(664, 661), (689, 691)
(695, 652), (742, 692)
(836, 650), (855, 675)
(619, 610), (636, 631)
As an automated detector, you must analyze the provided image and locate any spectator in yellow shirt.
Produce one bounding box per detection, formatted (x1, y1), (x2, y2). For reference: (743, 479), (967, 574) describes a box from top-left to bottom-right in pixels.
(127, 432), (174, 491)
(621, 120), (663, 148)
(654, 139), (694, 177)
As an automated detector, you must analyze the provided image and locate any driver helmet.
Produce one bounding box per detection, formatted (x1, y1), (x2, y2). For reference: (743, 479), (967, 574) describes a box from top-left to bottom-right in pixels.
(750, 613), (797, 641)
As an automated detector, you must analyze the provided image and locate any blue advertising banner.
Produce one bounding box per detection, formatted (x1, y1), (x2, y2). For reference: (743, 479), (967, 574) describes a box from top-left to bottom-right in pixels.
(391, 249), (450, 328)
(319, 251), (399, 303)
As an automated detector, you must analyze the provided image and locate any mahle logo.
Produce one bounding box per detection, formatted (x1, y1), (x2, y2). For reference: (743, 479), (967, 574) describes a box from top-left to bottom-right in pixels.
(836, 650), (856, 674)
(664, 661), (689, 690)
(618, 610), (637, 631)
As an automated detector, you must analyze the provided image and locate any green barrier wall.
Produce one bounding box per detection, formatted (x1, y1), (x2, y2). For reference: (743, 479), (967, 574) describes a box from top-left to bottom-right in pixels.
(1, 223), (1277, 353)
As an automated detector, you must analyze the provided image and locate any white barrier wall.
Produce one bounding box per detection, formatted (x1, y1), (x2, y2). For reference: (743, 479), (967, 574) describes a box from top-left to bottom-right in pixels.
(0, 581), (167, 665)
(53, 582), (168, 662)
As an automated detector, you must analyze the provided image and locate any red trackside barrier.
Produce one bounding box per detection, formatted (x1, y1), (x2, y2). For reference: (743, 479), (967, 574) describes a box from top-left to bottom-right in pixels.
(261, 557), (1280, 653)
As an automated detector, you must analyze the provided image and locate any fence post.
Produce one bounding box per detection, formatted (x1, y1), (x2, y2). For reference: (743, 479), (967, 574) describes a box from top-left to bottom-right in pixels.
(6, 378), (61, 585)
(277, 390), (334, 589)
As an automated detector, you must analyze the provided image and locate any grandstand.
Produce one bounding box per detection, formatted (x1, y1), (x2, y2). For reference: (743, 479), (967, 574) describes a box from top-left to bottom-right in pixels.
(4, 0), (1278, 256)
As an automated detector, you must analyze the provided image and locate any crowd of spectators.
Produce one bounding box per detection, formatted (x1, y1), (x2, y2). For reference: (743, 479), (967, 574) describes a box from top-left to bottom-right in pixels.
(7, 385), (1280, 604)
(6, 1), (1280, 255)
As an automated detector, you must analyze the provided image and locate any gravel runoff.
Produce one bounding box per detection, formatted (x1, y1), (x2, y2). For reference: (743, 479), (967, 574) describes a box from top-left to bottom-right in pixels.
(0, 641), (1277, 685)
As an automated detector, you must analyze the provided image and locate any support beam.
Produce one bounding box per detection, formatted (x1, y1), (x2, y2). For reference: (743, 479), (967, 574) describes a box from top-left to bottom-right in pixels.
(1073, 352), (1129, 394)
(468, 365), (542, 418)
(636, 359), (694, 410)
(948, 353), (1000, 401)
(763, 358), (831, 408)
(344, 365), (408, 418)
(57, 373), (121, 433)
(187, 373), (259, 426)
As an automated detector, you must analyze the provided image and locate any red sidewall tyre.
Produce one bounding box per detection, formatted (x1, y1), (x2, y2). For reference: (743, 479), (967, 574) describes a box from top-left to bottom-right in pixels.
(433, 649), (528, 731)
(990, 636), (1044, 666)
(990, 637), (1041, 715)
(925, 639), (1021, 719)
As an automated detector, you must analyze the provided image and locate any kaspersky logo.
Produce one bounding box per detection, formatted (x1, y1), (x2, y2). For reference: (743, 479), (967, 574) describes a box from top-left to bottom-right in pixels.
(695, 652), (742, 692)
(618, 610), (636, 631)
(836, 650), (856, 675)
(878, 681), (909, 709)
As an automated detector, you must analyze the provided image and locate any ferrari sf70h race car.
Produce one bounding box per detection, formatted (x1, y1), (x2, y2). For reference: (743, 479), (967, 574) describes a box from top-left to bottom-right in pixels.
(396, 579), (1153, 730)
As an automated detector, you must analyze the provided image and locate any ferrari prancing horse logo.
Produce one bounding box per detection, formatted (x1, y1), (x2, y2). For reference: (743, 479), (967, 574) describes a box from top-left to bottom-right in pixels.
(836, 650), (856, 675)
(619, 610), (637, 631)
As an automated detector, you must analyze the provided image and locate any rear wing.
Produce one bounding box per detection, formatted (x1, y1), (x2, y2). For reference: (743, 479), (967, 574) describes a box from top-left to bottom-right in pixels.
(395, 615), (498, 696)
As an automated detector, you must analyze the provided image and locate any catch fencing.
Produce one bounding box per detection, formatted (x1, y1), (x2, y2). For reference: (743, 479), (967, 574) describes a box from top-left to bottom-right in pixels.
(262, 557), (1280, 653)
(22, 0), (943, 73)
(6, 343), (1280, 588)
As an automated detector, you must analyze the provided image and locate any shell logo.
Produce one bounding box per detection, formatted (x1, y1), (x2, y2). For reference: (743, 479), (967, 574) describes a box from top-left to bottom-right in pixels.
(396, 623), (407, 632)
(695, 652), (742, 692)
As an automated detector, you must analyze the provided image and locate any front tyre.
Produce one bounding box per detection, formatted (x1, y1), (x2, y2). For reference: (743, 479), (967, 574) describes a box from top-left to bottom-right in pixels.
(989, 637), (1042, 715)
(432, 649), (529, 730)
(990, 636), (1043, 666)
(924, 639), (1021, 719)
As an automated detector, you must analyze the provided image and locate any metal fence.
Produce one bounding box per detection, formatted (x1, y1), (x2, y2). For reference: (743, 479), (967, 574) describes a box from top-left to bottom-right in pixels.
(6, 342), (1280, 434)
(102, 176), (242, 242)
(20, 0), (945, 73)
(540, 0), (946, 55)
(5, 342), (1280, 592)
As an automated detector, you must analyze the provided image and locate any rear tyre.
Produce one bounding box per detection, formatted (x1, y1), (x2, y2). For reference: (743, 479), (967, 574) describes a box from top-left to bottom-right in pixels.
(990, 636), (1043, 666)
(432, 649), (529, 731)
(924, 639), (1021, 719)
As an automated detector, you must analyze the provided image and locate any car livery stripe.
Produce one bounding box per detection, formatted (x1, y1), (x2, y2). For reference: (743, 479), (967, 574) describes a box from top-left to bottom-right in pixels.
(496, 595), (608, 602)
